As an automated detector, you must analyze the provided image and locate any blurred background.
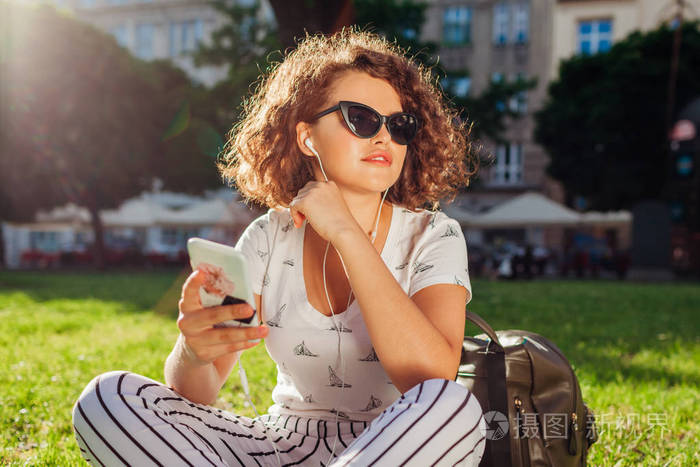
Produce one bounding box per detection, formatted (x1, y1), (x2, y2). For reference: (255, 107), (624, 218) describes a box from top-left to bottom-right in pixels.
(2, 3), (700, 465)
(2, 0), (700, 282)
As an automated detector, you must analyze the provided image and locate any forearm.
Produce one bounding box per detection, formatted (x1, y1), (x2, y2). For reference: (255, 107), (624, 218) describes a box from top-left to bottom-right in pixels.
(334, 226), (458, 393)
(164, 334), (239, 405)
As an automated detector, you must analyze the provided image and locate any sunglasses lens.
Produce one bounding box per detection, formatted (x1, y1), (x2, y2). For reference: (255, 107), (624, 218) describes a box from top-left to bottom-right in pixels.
(388, 114), (418, 145)
(347, 105), (381, 137)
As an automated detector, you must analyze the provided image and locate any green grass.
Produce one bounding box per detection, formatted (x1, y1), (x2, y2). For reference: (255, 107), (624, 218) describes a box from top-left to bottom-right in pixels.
(0, 271), (698, 466)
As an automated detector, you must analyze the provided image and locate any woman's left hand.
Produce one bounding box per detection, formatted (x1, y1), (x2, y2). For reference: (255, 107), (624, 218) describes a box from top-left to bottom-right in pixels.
(290, 180), (358, 243)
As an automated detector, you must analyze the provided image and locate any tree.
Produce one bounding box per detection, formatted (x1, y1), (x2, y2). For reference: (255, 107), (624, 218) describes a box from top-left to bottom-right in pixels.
(267, 0), (353, 49)
(196, 0), (536, 191)
(0, 3), (200, 268)
(534, 20), (700, 210)
(353, 0), (537, 183)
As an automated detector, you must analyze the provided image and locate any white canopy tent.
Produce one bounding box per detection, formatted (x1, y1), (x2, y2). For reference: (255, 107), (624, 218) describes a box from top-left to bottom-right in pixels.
(466, 192), (583, 228)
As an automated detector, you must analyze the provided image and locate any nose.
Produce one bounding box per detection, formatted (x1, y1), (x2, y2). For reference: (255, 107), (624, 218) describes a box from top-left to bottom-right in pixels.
(371, 119), (392, 145)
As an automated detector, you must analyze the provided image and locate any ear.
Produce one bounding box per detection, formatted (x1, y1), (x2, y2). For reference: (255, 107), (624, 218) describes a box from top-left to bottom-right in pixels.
(295, 121), (315, 157)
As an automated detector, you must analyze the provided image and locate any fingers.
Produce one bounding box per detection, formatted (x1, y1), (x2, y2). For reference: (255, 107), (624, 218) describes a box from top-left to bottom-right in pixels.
(179, 269), (206, 314)
(186, 324), (269, 349)
(292, 210), (306, 228)
(179, 303), (256, 334)
(290, 198), (306, 228)
(182, 339), (261, 365)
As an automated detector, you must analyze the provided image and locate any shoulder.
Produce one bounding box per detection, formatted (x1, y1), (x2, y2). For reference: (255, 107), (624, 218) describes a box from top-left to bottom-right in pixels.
(399, 207), (462, 242)
(242, 207), (295, 243)
(247, 207), (289, 229)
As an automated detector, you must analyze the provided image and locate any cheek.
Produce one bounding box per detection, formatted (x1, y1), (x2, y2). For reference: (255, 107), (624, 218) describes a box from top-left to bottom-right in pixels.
(317, 118), (356, 155)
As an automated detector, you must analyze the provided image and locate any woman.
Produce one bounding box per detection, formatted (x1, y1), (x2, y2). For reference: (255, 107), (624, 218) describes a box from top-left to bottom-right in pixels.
(72, 28), (486, 466)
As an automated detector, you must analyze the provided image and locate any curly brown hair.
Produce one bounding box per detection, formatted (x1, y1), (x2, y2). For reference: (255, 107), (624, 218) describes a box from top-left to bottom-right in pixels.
(218, 26), (479, 212)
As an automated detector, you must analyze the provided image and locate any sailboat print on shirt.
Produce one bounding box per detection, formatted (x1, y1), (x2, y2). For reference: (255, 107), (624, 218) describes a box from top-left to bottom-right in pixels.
(395, 262), (409, 271)
(256, 248), (269, 263)
(330, 408), (350, 419)
(327, 322), (352, 333)
(428, 212), (439, 229)
(442, 224), (460, 238)
(455, 275), (465, 287)
(282, 219), (294, 232)
(412, 261), (434, 274)
(327, 366), (351, 388)
(293, 341), (319, 357)
(303, 393), (314, 403)
(359, 347), (379, 362)
(360, 395), (383, 412)
(266, 303), (286, 328)
(282, 258), (295, 267)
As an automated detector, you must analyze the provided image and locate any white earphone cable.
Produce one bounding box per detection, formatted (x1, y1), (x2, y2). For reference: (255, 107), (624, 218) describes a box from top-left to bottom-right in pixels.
(305, 138), (391, 465)
(238, 217), (282, 467)
(323, 188), (388, 466)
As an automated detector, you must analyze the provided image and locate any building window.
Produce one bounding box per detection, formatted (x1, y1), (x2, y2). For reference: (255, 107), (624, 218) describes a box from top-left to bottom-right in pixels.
(135, 23), (154, 59)
(240, 16), (256, 38)
(169, 19), (204, 57)
(452, 76), (471, 97)
(441, 76), (471, 97)
(493, 2), (509, 45)
(443, 6), (472, 45)
(29, 231), (59, 252)
(161, 228), (178, 246)
(161, 227), (199, 247)
(508, 72), (528, 114)
(512, 2), (529, 44)
(492, 72), (506, 111)
(490, 143), (524, 185)
(403, 28), (417, 40)
(578, 19), (613, 55)
(110, 25), (128, 48)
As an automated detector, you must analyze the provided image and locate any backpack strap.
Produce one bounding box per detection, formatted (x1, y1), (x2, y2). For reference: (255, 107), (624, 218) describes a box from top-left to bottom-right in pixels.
(466, 311), (512, 467)
(484, 349), (512, 467)
(465, 311), (503, 349)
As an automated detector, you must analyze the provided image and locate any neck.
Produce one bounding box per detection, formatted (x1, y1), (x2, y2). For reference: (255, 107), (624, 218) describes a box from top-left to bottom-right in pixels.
(340, 190), (391, 238)
(309, 168), (392, 239)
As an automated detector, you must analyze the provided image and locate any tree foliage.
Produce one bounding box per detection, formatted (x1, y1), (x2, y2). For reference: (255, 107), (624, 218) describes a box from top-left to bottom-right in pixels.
(534, 20), (700, 210)
(0, 3), (201, 267)
(353, 0), (537, 184)
(197, 0), (536, 185)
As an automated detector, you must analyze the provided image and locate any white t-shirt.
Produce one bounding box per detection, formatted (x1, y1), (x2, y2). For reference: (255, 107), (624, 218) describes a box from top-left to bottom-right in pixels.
(233, 204), (472, 422)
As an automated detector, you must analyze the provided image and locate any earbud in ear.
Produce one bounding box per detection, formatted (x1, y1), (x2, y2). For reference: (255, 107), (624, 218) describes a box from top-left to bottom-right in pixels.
(304, 137), (318, 156)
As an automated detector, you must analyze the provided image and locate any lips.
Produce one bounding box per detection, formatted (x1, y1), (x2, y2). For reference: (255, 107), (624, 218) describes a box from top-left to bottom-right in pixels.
(361, 152), (392, 164)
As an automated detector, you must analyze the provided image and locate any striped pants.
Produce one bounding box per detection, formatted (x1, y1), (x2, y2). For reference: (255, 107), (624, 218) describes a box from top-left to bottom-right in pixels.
(72, 371), (486, 466)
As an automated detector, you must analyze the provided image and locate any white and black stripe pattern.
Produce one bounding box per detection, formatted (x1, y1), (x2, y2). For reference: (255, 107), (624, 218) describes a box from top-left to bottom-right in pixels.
(330, 378), (486, 466)
(72, 373), (484, 466)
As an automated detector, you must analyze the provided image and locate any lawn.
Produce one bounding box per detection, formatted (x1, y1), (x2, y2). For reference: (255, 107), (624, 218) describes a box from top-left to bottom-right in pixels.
(0, 270), (698, 466)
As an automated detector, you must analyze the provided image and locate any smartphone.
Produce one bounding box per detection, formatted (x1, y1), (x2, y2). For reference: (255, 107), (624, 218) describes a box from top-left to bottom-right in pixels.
(186, 237), (260, 339)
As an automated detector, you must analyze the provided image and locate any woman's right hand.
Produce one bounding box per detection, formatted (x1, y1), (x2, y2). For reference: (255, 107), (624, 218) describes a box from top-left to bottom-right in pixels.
(176, 269), (269, 365)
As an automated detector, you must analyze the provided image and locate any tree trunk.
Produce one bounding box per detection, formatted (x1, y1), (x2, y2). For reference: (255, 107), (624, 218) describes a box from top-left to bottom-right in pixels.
(268, 0), (355, 49)
(87, 204), (106, 271)
(0, 222), (5, 269)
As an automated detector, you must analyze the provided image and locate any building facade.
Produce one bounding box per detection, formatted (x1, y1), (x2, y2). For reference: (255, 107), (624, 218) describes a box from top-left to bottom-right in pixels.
(422, 0), (565, 249)
(422, 0), (699, 249)
(49, 0), (275, 88)
(552, 0), (700, 80)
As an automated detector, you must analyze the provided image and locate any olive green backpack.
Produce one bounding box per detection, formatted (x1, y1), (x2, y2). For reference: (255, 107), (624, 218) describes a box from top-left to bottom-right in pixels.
(456, 311), (599, 466)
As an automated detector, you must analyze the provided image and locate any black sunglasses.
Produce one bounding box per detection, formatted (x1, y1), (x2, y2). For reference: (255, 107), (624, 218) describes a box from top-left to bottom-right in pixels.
(310, 101), (420, 145)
